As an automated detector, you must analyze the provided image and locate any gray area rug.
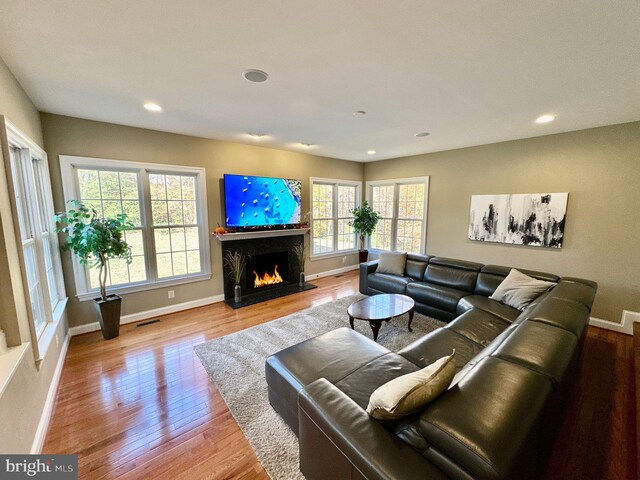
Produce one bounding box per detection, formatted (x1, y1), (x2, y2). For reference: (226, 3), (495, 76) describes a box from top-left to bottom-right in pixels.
(194, 293), (444, 480)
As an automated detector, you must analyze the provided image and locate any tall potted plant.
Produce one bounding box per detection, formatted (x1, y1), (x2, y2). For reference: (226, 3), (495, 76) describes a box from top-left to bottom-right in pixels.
(293, 243), (307, 286)
(350, 200), (381, 263)
(55, 200), (133, 340)
(224, 249), (246, 303)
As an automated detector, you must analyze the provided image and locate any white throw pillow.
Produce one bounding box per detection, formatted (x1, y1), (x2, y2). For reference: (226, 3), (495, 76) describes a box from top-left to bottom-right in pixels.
(366, 351), (455, 422)
(490, 268), (556, 311)
(376, 252), (407, 277)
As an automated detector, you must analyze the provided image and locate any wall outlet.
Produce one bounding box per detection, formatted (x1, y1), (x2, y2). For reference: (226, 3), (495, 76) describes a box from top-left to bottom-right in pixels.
(342, 256), (347, 264)
(168, 290), (175, 299)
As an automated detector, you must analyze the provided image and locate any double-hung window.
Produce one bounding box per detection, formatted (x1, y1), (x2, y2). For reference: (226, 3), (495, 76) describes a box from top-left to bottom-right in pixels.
(60, 156), (210, 300)
(7, 123), (66, 342)
(310, 178), (361, 257)
(367, 177), (429, 254)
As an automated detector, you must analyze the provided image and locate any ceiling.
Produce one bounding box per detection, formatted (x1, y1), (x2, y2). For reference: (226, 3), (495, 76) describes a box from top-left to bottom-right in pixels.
(0, 1), (638, 162)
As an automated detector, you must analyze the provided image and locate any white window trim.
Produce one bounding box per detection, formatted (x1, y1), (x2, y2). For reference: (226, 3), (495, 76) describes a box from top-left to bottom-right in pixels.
(5, 119), (67, 361)
(309, 177), (362, 260)
(59, 155), (211, 301)
(366, 176), (430, 254)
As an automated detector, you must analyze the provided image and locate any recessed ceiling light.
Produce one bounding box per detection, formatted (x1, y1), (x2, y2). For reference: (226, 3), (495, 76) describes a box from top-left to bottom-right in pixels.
(367, 150), (376, 155)
(414, 132), (430, 137)
(143, 103), (162, 112)
(247, 133), (267, 139)
(353, 110), (367, 116)
(535, 114), (556, 124)
(299, 143), (313, 148)
(242, 69), (269, 83)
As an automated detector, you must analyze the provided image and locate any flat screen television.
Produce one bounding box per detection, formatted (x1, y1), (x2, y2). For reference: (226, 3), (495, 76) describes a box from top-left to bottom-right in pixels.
(224, 174), (302, 228)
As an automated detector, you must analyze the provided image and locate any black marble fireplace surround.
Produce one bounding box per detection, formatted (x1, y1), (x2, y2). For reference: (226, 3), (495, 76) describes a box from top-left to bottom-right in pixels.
(220, 232), (317, 308)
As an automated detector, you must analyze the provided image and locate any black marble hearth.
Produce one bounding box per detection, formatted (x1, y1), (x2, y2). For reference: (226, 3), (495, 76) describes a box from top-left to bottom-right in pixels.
(220, 231), (317, 309)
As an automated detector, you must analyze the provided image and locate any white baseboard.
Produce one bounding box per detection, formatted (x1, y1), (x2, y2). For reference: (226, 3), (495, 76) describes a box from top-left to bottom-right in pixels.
(31, 333), (70, 453)
(306, 264), (359, 281)
(589, 310), (640, 336)
(69, 294), (225, 336)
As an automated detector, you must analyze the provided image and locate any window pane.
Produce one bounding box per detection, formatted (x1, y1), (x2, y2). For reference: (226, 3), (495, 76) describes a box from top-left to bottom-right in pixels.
(312, 184), (333, 219)
(181, 176), (196, 200)
(185, 227), (200, 251)
(170, 227), (186, 251)
(78, 169), (100, 199)
(397, 220), (422, 254)
(120, 172), (138, 199)
(129, 256), (147, 283)
(149, 174), (166, 200)
(156, 253), (172, 278)
(371, 218), (393, 251)
(152, 201), (169, 225)
(24, 244), (46, 334)
(100, 171), (120, 199)
(154, 228), (171, 253)
(312, 219), (334, 254)
(399, 184), (425, 219)
(172, 252), (188, 276)
(166, 175), (182, 200)
(372, 185), (394, 218)
(337, 219), (356, 251)
(187, 250), (201, 274)
(337, 185), (356, 218)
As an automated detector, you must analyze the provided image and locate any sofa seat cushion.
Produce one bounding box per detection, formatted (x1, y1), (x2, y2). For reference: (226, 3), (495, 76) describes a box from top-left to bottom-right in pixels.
(265, 327), (389, 435)
(446, 309), (510, 347)
(335, 353), (419, 409)
(407, 282), (468, 313)
(367, 273), (414, 294)
(398, 328), (483, 372)
(492, 321), (578, 388)
(457, 295), (520, 322)
(419, 357), (553, 480)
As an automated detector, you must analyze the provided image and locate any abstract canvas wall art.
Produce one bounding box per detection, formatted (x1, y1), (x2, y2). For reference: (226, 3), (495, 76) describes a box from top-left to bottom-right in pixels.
(468, 193), (568, 248)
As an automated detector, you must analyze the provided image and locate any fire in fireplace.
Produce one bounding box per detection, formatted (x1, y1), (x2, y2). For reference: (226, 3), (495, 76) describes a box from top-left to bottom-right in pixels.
(253, 265), (283, 288)
(245, 251), (289, 291)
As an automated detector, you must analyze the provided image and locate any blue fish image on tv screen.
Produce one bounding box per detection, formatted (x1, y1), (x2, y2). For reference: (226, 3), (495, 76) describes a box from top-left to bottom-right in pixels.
(224, 174), (302, 227)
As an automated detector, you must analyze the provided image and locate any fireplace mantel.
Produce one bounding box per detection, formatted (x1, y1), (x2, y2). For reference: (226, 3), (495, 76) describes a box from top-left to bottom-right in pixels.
(214, 228), (309, 242)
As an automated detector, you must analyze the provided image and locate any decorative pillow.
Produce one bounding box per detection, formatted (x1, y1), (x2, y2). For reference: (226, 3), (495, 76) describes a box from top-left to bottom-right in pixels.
(490, 268), (556, 310)
(366, 351), (455, 422)
(376, 252), (407, 277)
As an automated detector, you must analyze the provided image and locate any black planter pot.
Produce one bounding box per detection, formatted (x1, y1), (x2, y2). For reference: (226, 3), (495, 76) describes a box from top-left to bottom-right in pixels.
(94, 294), (122, 340)
(358, 250), (369, 263)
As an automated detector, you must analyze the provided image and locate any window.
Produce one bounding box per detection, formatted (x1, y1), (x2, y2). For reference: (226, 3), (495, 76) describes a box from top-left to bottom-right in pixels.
(310, 178), (361, 257)
(60, 156), (210, 300)
(7, 126), (66, 341)
(367, 177), (429, 254)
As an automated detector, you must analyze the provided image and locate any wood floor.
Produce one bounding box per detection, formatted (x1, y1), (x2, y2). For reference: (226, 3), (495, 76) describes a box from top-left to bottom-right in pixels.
(43, 271), (636, 479)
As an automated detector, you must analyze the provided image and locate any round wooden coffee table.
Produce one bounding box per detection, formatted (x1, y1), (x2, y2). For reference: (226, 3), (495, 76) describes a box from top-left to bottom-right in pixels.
(347, 294), (415, 342)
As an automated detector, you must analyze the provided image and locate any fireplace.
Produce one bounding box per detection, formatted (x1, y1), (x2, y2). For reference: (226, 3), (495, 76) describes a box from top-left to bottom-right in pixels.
(219, 231), (316, 308)
(246, 251), (288, 291)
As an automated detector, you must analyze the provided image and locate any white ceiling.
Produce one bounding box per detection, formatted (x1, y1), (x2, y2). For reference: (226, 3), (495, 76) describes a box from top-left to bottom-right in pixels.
(1, 1), (638, 162)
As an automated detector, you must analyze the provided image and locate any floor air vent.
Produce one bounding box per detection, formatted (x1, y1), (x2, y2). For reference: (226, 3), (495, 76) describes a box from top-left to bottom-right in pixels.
(136, 319), (161, 327)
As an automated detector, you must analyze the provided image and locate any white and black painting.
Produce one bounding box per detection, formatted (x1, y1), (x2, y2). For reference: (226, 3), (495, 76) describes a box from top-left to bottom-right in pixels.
(468, 193), (568, 248)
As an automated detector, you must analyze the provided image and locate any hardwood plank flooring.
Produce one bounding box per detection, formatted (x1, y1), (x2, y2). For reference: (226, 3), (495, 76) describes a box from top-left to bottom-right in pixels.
(43, 271), (635, 479)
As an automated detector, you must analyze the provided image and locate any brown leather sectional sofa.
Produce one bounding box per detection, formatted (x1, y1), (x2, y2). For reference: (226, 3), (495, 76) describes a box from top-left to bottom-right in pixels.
(265, 254), (596, 479)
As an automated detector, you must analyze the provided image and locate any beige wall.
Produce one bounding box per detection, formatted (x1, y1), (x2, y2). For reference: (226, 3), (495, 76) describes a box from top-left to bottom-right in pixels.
(40, 113), (365, 327)
(0, 58), (69, 453)
(0, 57), (43, 147)
(364, 121), (640, 323)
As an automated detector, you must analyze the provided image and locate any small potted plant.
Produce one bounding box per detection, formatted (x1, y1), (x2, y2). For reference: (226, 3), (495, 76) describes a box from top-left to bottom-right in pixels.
(350, 201), (381, 263)
(54, 200), (133, 340)
(293, 243), (307, 286)
(224, 249), (246, 303)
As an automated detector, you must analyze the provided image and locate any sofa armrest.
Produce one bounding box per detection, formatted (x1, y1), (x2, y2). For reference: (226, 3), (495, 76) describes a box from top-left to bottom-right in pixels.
(359, 260), (379, 294)
(298, 378), (446, 480)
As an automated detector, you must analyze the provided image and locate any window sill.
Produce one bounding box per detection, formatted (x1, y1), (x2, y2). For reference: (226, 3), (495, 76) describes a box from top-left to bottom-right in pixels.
(76, 272), (212, 302)
(0, 343), (30, 399)
(310, 249), (359, 261)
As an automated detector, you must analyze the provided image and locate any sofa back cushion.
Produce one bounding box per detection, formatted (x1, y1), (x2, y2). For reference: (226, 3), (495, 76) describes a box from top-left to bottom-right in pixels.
(405, 255), (429, 280)
(377, 252), (407, 276)
(423, 257), (482, 292)
(475, 265), (559, 297)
